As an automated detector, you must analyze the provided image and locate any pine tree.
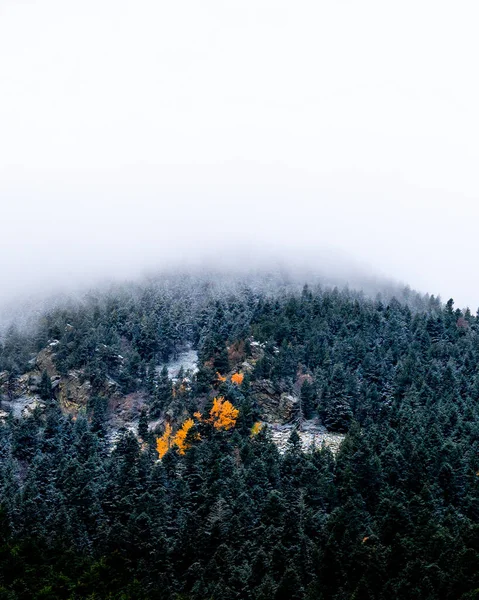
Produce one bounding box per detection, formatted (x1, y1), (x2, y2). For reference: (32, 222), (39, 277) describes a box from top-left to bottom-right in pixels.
(39, 369), (52, 400)
(150, 366), (172, 417)
(138, 407), (149, 441)
(321, 364), (353, 432)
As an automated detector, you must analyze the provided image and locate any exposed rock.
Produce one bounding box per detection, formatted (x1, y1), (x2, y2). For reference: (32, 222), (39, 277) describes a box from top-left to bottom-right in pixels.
(21, 398), (46, 418)
(251, 380), (298, 424)
(30, 345), (117, 414)
(249, 340), (265, 361)
(35, 346), (58, 377)
(51, 375), (61, 390)
(27, 374), (42, 393)
(106, 392), (152, 449)
(277, 393), (298, 423)
(2, 373), (29, 398)
(0, 375), (12, 402)
(1, 396), (35, 418)
(1, 344), (120, 419)
(108, 392), (148, 431)
(104, 377), (119, 395)
(241, 360), (254, 373)
(57, 370), (92, 412)
(0, 409), (9, 421)
(0, 371), (27, 399)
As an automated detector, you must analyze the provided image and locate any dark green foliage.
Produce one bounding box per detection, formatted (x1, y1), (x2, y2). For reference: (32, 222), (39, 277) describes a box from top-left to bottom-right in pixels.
(0, 276), (478, 598)
(150, 366), (172, 418)
(320, 364), (353, 432)
(39, 370), (52, 400)
(300, 379), (316, 420)
(138, 407), (149, 441)
(88, 395), (108, 437)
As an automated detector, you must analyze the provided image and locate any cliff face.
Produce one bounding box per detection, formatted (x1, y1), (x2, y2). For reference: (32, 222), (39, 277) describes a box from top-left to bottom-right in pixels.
(250, 380), (298, 423)
(34, 345), (94, 412)
(0, 343), (119, 417)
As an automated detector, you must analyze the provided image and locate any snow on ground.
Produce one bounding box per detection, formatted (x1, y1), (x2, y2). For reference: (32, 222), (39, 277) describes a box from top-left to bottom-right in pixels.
(267, 421), (345, 455)
(1, 396), (38, 418)
(159, 347), (198, 380)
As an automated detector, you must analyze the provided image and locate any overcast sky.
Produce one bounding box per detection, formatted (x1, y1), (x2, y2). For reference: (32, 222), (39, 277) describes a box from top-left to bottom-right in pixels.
(1, 0), (479, 308)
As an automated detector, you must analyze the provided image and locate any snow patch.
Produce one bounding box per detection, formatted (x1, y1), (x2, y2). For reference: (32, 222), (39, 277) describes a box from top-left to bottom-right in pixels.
(266, 421), (345, 455)
(159, 347), (198, 380)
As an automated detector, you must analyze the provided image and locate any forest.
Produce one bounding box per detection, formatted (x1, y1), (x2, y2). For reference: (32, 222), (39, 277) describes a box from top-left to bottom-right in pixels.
(0, 273), (478, 599)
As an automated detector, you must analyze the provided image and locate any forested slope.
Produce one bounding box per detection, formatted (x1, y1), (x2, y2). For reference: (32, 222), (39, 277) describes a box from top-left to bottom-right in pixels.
(0, 275), (478, 599)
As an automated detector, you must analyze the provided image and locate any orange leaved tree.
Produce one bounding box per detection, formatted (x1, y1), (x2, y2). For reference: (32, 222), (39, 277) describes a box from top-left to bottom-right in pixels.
(156, 423), (173, 459)
(209, 396), (239, 430)
(156, 399), (238, 459)
(231, 372), (244, 385)
(173, 418), (195, 455)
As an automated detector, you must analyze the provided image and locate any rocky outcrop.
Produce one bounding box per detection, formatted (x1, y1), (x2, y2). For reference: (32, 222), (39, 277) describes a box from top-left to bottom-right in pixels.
(35, 344), (58, 376)
(0, 371), (9, 388)
(30, 345), (94, 412)
(21, 399), (47, 418)
(251, 379), (299, 424)
(56, 370), (93, 412)
(0, 343), (121, 416)
(0, 371), (26, 399)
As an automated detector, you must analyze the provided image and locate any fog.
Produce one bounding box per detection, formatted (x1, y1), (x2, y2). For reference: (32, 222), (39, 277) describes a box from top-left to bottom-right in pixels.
(1, 0), (479, 309)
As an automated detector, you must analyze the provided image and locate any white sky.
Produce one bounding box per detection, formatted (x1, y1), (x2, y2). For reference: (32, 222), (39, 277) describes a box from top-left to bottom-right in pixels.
(1, 0), (479, 307)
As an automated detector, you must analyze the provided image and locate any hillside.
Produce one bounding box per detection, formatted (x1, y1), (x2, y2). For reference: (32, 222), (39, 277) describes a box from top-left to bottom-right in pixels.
(0, 274), (478, 599)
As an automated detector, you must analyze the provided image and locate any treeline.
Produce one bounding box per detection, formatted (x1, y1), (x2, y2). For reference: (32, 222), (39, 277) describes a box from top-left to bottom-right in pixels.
(0, 277), (479, 599)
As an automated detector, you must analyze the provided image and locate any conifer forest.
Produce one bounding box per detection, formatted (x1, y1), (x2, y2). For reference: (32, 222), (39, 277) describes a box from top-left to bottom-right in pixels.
(0, 274), (479, 599)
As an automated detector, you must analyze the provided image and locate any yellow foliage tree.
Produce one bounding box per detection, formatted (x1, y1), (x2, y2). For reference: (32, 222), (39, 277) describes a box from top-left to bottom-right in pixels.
(216, 372), (227, 382)
(209, 396), (239, 430)
(173, 418), (195, 455)
(231, 372), (244, 385)
(251, 421), (263, 436)
(156, 422), (173, 459)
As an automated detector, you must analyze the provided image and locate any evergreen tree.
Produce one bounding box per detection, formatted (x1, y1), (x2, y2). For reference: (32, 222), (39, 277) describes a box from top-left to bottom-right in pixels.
(39, 369), (52, 400)
(138, 407), (149, 441)
(321, 364), (353, 432)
